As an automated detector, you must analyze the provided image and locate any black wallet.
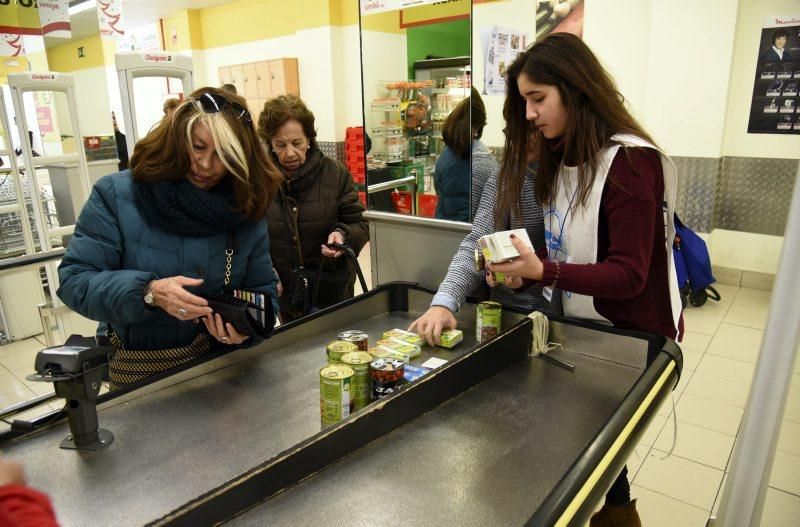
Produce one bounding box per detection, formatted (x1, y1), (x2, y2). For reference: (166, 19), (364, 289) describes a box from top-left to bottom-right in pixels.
(202, 289), (274, 339)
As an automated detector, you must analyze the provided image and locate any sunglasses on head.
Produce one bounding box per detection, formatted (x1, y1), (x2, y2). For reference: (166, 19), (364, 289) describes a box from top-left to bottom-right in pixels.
(189, 92), (252, 126)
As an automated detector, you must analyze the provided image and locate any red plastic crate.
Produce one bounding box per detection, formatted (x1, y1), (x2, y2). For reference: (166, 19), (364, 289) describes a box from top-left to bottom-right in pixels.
(351, 171), (365, 185)
(346, 150), (364, 162)
(358, 191), (367, 208)
(346, 160), (365, 174)
(346, 126), (364, 139)
(417, 194), (438, 218)
(346, 138), (365, 150)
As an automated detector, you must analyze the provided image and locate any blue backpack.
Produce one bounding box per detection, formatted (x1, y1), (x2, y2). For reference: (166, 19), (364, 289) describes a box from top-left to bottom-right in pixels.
(673, 213), (721, 307)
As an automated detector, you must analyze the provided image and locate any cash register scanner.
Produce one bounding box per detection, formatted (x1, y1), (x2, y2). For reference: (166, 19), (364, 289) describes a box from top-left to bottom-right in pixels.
(26, 338), (115, 451)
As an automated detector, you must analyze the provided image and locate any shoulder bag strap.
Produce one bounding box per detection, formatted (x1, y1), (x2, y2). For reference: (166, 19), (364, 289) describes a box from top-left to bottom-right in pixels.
(224, 229), (237, 287)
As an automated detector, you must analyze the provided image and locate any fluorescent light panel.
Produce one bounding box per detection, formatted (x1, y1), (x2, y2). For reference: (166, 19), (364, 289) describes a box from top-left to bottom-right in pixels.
(68, 0), (97, 16)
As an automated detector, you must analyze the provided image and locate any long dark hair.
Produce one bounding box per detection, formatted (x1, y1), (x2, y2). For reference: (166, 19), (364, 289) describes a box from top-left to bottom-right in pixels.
(130, 86), (281, 221)
(495, 33), (656, 227)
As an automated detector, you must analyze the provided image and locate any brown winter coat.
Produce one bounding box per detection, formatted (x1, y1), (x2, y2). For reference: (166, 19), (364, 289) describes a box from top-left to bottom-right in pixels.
(266, 148), (368, 318)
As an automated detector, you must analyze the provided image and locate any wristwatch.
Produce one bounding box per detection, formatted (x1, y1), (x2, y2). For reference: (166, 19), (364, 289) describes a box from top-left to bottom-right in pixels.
(143, 281), (155, 306)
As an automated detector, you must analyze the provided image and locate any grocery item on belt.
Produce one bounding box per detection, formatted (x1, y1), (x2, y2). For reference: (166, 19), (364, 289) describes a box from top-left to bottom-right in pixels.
(370, 358), (405, 400)
(382, 328), (424, 346)
(338, 330), (369, 351)
(476, 301), (502, 342)
(327, 340), (358, 364)
(439, 329), (463, 348)
(340, 351), (373, 411)
(368, 346), (411, 364)
(376, 337), (421, 358)
(320, 364), (354, 427)
(403, 363), (431, 382)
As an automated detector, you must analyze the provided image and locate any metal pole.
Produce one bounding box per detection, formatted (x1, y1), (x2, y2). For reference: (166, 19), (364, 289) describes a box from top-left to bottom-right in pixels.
(713, 161), (800, 526)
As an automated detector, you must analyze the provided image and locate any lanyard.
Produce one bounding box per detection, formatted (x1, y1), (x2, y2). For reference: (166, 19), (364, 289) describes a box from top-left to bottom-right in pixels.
(547, 176), (579, 262)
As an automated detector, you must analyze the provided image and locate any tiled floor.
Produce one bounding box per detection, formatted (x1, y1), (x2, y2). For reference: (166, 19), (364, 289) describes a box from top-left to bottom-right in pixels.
(3, 262), (798, 524)
(614, 283), (800, 526)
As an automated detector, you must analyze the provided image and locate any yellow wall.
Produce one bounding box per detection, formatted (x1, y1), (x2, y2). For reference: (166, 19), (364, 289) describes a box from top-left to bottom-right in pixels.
(162, 0), (372, 51)
(0, 58), (31, 83)
(45, 35), (108, 72)
(162, 10), (193, 52)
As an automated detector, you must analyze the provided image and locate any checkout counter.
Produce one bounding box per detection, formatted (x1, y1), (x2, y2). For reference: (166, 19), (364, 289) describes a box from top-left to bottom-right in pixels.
(0, 283), (681, 526)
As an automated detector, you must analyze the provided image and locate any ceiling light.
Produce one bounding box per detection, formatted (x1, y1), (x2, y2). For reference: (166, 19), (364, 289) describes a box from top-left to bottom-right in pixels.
(69, 0), (97, 16)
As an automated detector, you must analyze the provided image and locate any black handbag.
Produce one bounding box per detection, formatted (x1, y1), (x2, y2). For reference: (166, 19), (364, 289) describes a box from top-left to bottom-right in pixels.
(200, 230), (274, 340)
(286, 265), (315, 314)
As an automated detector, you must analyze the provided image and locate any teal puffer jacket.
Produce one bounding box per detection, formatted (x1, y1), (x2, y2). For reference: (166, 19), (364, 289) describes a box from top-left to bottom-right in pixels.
(57, 171), (279, 351)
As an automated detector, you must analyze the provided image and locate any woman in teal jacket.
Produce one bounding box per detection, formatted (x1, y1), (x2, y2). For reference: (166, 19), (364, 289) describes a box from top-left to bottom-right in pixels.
(58, 87), (282, 388)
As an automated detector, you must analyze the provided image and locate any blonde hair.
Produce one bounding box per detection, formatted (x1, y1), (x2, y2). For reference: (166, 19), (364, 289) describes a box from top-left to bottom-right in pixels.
(130, 86), (281, 220)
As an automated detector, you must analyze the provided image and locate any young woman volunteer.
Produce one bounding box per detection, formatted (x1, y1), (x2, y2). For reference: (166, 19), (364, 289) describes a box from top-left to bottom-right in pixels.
(487, 33), (683, 527)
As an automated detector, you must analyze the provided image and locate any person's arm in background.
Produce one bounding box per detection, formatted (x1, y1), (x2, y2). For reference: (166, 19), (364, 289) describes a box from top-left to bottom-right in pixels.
(410, 170), (502, 344)
(0, 458), (59, 527)
(57, 177), (161, 327)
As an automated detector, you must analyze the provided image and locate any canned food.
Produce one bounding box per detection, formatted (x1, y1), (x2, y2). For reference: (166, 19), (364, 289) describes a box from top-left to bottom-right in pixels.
(476, 301), (502, 342)
(320, 364), (355, 427)
(341, 351), (373, 411)
(338, 330), (369, 351)
(327, 340), (358, 364)
(370, 358), (405, 400)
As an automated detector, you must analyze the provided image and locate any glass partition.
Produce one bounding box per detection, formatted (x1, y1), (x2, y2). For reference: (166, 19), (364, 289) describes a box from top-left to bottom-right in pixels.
(360, 1), (472, 221)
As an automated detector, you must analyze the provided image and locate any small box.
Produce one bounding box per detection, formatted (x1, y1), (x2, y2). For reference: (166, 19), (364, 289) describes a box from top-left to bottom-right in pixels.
(383, 328), (424, 346)
(376, 338), (421, 359)
(439, 329), (463, 348)
(369, 346), (411, 364)
(403, 364), (431, 382)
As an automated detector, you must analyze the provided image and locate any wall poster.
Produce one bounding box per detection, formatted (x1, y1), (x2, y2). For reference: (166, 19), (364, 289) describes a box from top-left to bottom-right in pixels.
(482, 25), (530, 95)
(748, 15), (800, 135)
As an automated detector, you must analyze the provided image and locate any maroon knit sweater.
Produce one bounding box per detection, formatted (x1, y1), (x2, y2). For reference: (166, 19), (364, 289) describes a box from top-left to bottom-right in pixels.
(539, 147), (683, 340)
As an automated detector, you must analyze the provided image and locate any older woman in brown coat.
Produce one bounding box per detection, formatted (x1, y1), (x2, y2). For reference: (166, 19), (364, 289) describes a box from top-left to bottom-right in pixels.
(258, 95), (368, 322)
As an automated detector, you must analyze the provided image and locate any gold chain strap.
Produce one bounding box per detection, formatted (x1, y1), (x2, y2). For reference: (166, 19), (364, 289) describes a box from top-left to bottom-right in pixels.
(224, 248), (233, 286)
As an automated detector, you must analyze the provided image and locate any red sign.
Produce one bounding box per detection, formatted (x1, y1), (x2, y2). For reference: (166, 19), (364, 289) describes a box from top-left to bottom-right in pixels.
(36, 106), (53, 133)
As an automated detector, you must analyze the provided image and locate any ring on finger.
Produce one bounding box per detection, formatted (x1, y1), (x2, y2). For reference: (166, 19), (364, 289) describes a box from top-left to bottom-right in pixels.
(220, 336), (229, 342)
(178, 307), (187, 317)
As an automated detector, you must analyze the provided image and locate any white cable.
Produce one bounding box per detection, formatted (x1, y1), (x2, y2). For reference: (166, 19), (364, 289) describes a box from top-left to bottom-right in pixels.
(659, 392), (679, 460)
(527, 311), (561, 356)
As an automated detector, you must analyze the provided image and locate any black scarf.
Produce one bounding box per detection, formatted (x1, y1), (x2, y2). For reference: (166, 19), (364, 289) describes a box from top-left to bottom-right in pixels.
(133, 176), (246, 237)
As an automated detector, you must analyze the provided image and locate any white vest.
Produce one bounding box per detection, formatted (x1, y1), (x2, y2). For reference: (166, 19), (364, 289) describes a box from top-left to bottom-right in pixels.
(543, 134), (681, 338)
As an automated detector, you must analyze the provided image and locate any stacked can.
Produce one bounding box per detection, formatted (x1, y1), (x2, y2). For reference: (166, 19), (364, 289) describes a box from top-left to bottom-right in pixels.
(320, 364), (355, 427)
(370, 358), (404, 400)
(340, 351), (373, 411)
(338, 330), (369, 351)
(476, 301), (502, 342)
(326, 340), (358, 364)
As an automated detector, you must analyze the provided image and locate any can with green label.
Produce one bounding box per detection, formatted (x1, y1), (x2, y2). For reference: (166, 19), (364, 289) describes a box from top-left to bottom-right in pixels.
(476, 301), (502, 342)
(327, 340), (358, 364)
(340, 351), (373, 411)
(320, 364), (354, 427)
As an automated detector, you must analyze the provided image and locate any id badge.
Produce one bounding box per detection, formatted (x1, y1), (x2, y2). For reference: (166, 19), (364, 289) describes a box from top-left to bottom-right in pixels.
(543, 286), (554, 303)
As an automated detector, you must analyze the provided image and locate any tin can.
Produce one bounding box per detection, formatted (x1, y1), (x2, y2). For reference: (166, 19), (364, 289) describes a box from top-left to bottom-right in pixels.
(338, 330), (369, 351)
(340, 351), (373, 411)
(320, 364), (354, 427)
(476, 301), (502, 342)
(370, 358), (405, 400)
(327, 340), (358, 364)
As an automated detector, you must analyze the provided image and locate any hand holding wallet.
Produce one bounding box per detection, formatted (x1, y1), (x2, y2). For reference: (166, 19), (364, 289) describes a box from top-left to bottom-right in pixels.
(201, 289), (274, 340)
